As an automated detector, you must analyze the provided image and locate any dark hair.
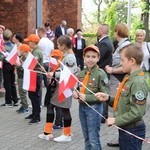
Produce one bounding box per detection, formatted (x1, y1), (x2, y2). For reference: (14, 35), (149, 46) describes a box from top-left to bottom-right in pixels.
(120, 43), (143, 65)
(15, 33), (23, 42)
(57, 35), (72, 49)
(76, 29), (82, 33)
(45, 22), (50, 27)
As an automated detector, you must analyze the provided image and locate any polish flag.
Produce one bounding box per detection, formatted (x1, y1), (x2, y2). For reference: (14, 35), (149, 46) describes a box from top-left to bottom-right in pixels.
(58, 65), (77, 102)
(5, 45), (18, 65)
(23, 69), (37, 92)
(0, 61), (3, 69)
(22, 52), (38, 70)
(49, 57), (58, 71)
(58, 89), (73, 102)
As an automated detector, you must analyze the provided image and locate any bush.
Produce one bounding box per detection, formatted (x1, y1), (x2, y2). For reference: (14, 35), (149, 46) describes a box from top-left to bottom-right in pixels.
(83, 33), (97, 45)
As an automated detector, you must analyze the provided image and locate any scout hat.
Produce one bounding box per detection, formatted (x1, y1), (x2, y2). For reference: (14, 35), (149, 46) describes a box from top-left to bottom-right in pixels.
(0, 25), (5, 31)
(3, 29), (12, 38)
(83, 45), (100, 55)
(18, 44), (31, 52)
(24, 34), (40, 43)
(50, 49), (63, 60)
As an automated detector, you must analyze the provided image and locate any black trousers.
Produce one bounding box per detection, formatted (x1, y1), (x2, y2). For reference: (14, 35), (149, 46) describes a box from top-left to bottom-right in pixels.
(28, 75), (42, 118)
(43, 62), (49, 88)
(3, 63), (18, 104)
(47, 103), (71, 127)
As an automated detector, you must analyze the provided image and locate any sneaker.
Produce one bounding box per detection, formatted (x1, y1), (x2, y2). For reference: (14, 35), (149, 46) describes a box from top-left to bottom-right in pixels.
(17, 107), (29, 114)
(53, 125), (62, 130)
(38, 133), (53, 140)
(13, 102), (19, 106)
(28, 118), (40, 124)
(25, 114), (34, 119)
(1, 103), (13, 108)
(53, 134), (72, 142)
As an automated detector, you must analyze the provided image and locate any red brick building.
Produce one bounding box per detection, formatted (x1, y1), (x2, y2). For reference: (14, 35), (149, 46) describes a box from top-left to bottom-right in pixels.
(0, 0), (82, 37)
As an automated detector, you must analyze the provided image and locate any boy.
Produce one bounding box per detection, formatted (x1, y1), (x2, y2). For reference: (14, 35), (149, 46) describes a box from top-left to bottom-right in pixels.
(73, 45), (109, 150)
(24, 34), (43, 124)
(16, 44), (31, 113)
(95, 43), (149, 150)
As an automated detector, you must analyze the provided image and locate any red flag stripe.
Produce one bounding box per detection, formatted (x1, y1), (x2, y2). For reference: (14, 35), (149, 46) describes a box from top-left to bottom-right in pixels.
(29, 71), (37, 92)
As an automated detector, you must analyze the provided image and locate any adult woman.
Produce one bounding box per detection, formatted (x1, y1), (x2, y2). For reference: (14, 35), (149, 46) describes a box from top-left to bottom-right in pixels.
(135, 29), (150, 89)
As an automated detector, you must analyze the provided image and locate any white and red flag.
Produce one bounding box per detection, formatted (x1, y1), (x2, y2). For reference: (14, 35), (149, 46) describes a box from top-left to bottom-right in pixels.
(0, 61), (3, 69)
(5, 44), (18, 65)
(49, 57), (58, 71)
(58, 65), (77, 102)
(23, 69), (37, 92)
(22, 52), (38, 70)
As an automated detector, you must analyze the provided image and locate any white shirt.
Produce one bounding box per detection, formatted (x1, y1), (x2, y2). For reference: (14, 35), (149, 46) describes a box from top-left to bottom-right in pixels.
(77, 38), (82, 50)
(38, 37), (54, 63)
(61, 26), (65, 35)
(141, 42), (150, 71)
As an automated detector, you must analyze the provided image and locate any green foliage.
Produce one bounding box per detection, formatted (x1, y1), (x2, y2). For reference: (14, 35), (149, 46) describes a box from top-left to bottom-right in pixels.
(83, 33), (96, 37)
(130, 15), (144, 41)
(106, 2), (117, 39)
(84, 36), (97, 46)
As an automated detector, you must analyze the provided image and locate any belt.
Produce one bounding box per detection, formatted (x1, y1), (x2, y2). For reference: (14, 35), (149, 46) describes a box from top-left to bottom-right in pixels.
(121, 119), (144, 129)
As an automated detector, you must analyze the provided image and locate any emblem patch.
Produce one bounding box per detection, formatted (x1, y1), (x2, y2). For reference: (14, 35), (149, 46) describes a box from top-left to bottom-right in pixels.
(104, 78), (109, 85)
(135, 91), (144, 100)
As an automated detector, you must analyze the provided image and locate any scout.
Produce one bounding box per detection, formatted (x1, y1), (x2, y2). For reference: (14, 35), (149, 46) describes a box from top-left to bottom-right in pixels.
(73, 45), (109, 150)
(95, 43), (149, 150)
(24, 34), (43, 124)
(16, 44), (31, 113)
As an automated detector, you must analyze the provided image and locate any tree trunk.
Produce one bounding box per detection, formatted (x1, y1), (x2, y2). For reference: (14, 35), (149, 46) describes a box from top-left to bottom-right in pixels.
(141, 0), (149, 41)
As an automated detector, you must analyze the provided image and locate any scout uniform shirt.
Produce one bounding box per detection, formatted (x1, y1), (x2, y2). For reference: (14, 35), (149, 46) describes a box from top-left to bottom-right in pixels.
(108, 69), (149, 127)
(32, 46), (43, 72)
(78, 65), (109, 104)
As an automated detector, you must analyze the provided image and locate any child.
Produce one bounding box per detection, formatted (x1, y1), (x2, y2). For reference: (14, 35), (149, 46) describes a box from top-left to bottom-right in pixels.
(16, 44), (30, 113)
(95, 43), (149, 150)
(73, 45), (109, 150)
(39, 35), (77, 142)
(45, 49), (63, 127)
(24, 34), (43, 124)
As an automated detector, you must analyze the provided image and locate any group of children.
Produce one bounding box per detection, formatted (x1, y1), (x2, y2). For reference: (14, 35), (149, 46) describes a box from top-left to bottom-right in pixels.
(40, 35), (149, 149)
(0, 24), (149, 149)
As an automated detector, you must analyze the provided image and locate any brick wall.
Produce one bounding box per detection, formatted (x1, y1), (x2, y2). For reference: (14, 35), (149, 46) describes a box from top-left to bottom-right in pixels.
(0, 0), (82, 37)
(43, 0), (82, 32)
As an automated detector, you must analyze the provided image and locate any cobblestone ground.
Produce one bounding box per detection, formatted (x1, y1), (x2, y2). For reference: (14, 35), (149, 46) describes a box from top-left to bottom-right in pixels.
(0, 89), (150, 150)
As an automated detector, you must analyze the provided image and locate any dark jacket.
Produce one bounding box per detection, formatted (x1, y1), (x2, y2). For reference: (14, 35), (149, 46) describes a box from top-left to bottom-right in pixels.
(74, 37), (86, 57)
(55, 26), (67, 38)
(97, 36), (114, 70)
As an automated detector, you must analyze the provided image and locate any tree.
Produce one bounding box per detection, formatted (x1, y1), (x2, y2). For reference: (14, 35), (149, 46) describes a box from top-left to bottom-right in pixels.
(93, 0), (102, 23)
(106, 2), (117, 39)
(141, 0), (149, 41)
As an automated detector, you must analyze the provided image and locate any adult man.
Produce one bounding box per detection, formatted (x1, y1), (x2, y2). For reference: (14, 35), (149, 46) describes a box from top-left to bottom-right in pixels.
(74, 29), (86, 70)
(38, 27), (54, 88)
(97, 24), (114, 123)
(55, 20), (67, 39)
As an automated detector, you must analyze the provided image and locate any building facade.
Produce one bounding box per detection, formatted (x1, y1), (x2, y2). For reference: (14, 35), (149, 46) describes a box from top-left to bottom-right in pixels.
(0, 0), (82, 37)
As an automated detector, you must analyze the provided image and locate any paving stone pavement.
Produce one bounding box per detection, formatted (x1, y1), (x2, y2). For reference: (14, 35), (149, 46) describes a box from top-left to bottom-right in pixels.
(0, 88), (150, 150)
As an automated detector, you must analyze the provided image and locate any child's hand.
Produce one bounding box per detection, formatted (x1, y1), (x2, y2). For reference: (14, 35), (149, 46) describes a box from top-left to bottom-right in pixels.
(46, 72), (54, 79)
(105, 65), (113, 74)
(79, 93), (86, 101)
(106, 117), (115, 126)
(72, 91), (79, 99)
(95, 92), (109, 101)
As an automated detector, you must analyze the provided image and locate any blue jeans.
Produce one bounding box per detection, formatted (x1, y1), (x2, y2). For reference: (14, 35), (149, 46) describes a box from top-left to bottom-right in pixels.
(119, 123), (146, 150)
(79, 103), (103, 150)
